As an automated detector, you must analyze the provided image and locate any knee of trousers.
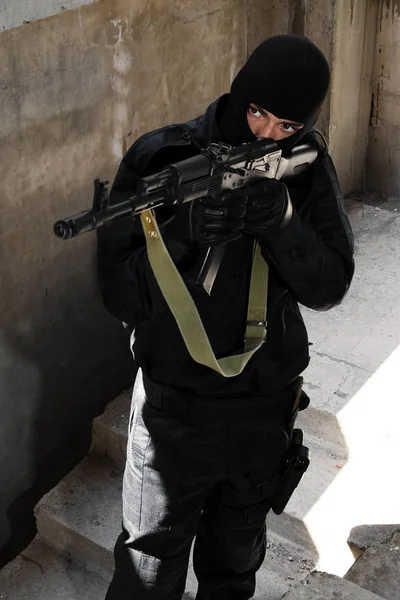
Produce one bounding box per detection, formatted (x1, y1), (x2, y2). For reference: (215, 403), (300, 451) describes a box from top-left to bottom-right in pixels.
(121, 513), (195, 560)
(199, 503), (268, 575)
(198, 491), (270, 571)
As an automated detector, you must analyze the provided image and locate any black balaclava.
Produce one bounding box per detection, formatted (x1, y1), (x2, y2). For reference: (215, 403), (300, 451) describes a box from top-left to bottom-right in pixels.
(219, 35), (331, 151)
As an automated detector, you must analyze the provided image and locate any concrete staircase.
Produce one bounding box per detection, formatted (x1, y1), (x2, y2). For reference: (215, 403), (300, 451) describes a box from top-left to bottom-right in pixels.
(0, 386), (395, 600)
(1, 198), (399, 598)
(20, 388), (329, 599)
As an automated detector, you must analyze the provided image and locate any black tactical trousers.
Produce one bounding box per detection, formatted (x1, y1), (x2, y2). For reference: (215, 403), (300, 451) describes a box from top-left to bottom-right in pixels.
(105, 369), (298, 600)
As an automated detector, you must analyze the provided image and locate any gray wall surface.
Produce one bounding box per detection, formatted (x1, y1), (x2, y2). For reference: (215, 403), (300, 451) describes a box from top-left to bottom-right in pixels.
(0, 0), (93, 31)
(0, 0), (248, 562)
(327, 0), (378, 194)
(367, 0), (400, 196)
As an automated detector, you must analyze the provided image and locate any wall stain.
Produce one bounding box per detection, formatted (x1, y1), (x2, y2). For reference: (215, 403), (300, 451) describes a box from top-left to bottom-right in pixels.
(370, 93), (375, 122)
(386, 0), (400, 19)
(379, 0), (384, 32)
(350, 0), (355, 25)
(376, 81), (381, 119)
(289, 0), (305, 36)
(180, 9), (222, 25)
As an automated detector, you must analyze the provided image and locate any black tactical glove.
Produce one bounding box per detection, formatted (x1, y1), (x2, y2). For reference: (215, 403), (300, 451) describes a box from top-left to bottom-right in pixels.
(191, 193), (247, 247)
(243, 179), (293, 237)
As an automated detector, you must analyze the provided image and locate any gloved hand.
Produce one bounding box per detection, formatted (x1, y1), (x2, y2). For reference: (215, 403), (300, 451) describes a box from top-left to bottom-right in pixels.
(243, 179), (293, 238)
(191, 193), (247, 247)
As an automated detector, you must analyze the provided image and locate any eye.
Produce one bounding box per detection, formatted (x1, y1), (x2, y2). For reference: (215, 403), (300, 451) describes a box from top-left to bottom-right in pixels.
(248, 106), (263, 118)
(280, 123), (296, 133)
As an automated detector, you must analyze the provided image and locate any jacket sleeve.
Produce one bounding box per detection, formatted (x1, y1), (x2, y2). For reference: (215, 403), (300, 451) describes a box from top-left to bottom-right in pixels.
(258, 153), (355, 310)
(97, 154), (194, 326)
(96, 157), (149, 326)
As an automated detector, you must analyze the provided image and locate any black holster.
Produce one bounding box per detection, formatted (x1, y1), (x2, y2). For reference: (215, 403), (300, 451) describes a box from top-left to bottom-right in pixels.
(270, 428), (310, 515)
(270, 377), (311, 515)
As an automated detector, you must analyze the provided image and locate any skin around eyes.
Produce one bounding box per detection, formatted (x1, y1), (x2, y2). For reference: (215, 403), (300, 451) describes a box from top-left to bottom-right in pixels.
(247, 104), (304, 141)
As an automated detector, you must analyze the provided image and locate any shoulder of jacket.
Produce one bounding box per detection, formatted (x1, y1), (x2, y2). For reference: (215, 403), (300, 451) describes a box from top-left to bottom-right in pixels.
(121, 122), (197, 174)
(301, 130), (338, 175)
(298, 129), (326, 154)
(304, 141), (342, 201)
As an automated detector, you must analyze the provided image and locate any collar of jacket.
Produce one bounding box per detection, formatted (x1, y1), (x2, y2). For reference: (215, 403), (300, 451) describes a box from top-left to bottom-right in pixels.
(185, 93), (228, 147)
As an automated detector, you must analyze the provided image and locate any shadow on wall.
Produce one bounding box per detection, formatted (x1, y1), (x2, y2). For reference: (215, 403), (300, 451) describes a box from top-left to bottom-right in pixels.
(0, 244), (135, 568)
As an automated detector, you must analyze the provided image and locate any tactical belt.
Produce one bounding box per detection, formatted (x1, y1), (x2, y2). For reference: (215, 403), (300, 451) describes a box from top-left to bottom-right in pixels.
(140, 210), (269, 378)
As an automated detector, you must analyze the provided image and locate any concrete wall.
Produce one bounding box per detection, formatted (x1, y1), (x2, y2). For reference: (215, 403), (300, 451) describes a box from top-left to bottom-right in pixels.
(0, 0), (93, 31)
(0, 0), (247, 560)
(367, 0), (400, 196)
(328, 0), (378, 194)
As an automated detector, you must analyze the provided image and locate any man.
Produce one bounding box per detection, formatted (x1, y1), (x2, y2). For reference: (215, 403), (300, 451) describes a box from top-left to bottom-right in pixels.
(98, 35), (354, 599)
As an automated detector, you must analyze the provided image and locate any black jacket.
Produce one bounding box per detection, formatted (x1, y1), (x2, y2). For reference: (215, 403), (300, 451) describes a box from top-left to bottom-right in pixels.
(97, 96), (354, 398)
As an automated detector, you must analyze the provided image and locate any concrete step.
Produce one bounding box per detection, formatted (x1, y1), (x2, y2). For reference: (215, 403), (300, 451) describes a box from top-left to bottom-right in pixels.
(34, 454), (122, 581)
(0, 535), (108, 600)
(91, 388), (132, 467)
(34, 453), (317, 599)
(0, 534), (194, 600)
(282, 571), (385, 599)
(347, 524), (400, 560)
(344, 530), (400, 600)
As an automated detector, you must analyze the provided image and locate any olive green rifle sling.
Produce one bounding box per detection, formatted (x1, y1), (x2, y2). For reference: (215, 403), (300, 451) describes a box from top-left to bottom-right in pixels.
(140, 209), (268, 378)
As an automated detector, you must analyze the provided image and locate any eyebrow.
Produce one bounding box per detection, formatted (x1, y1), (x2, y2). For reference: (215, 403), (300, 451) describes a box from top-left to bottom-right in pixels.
(251, 104), (303, 127)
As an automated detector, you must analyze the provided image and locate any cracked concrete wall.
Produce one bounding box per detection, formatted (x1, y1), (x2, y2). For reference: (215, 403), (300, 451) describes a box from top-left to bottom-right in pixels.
(0, 0), (247, 560)
(367, 0), (400, 196)
(0, 0), (94, 31)
(328, 0), (378, 194)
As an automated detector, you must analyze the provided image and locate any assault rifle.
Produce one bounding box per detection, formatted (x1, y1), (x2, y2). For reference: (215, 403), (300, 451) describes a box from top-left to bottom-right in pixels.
(53, 138), (318, 292)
